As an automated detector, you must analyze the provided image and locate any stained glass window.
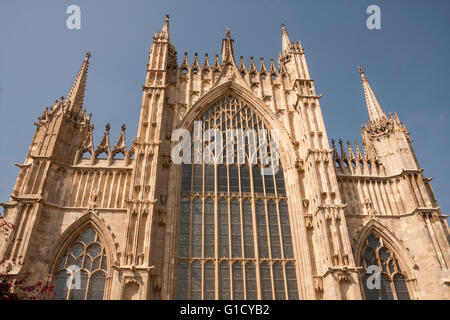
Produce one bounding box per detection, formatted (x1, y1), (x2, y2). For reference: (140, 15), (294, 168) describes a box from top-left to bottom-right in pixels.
(360, 233), (410, 300)
(53, 227), (108, 300)
(175, 95), (298, 300)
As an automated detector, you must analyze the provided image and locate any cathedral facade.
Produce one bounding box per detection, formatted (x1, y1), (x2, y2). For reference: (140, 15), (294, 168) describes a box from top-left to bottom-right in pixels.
(0, 16), (449, 300)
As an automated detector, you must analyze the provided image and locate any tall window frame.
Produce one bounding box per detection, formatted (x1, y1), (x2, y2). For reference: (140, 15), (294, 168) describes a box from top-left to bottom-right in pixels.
(359, 233), (411, 300)
(53, 227), (109, 300)
(175, 95), (299, 300)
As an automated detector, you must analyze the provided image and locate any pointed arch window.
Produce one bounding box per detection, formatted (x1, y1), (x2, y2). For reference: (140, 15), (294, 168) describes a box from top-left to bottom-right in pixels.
(175, 95), (299, 300)
(359, 233), (410, 300)
(53, 227), (108, 300)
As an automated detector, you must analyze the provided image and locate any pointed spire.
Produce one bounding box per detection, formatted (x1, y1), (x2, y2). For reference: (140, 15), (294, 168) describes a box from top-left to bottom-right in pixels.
(259, 57), (268, 75)
(249, 57), (258, 74)
(331, 138), (339, 161)
(75, 123), (95, 163)
(112, 124), (127, 156)
(358, 67), (387, 123)
(96, 123), (111, 157)
(238, 56), (247, 73)
(82, 124), (95, 150)
(37, 107), (50, 124)
(202, 53), (211, 72)
(281, 23), (291, 52)
(160, 14), (170, 40)
(269, 58), (278, 77)
(213, 54), (221, 72)
(347, 139), (355, 161)
(181, 52), (189, 72)
(221, 27), (235, 63)
(354, 140), (363, 160)
(361, 128), (369, 158)
(338, 139), (347, 160)
(191, 52), (200, 72)
(66, 52), (90, 116)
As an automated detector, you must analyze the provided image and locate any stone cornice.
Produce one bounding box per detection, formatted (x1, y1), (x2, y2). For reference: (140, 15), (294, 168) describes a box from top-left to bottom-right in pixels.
(10, 195), (43, 203)
(113, 264), (155, 272)
(336, 168), (424, 181)
(345, 206), (443, 219)
(42, 201), (128, 211)
(71, 165), (133, 171)
(48, 158), (133, 171)
(142, 85), (168, 91)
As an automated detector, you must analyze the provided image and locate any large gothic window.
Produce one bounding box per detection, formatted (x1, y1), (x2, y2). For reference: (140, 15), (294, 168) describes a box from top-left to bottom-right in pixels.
(359, 234), (410, 300)
(175, 95), (299, 300)
(53, 227), (108, 300)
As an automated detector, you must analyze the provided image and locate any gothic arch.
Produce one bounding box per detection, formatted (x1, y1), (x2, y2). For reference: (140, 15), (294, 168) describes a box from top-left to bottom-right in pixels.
(354, 219), (420, 299)
(177, 81), (297, 170)
(45, 212), (118, 288)
(167, 80), (315, 299)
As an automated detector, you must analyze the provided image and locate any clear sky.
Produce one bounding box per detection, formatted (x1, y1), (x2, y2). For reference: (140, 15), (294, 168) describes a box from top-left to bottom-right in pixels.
(0, 0), (449, 219)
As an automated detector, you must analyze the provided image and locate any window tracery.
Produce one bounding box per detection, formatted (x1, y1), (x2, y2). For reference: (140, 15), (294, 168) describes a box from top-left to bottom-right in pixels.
(175, 95), (298, 300)
(53, 227), (108, 300)
(360, 233), (410, 300)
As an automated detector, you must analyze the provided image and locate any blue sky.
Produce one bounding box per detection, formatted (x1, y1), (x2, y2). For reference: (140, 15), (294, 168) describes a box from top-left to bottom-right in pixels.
(0, 0), (449, 218)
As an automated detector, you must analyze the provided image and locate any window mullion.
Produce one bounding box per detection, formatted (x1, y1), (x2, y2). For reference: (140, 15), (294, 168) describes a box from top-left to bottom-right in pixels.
(187, 167), (194, 299)
(276, 199), (289, 299)
(214, 164), (219, 300)
(201, 197), (205, 300)
(201, 117), (206, 299)
(248, 164), (262, 301)
(282, 261), (289, 300)
(85, 274), (91, 300)
(66, 284), (71, 300)
(188, 262), (191, 300)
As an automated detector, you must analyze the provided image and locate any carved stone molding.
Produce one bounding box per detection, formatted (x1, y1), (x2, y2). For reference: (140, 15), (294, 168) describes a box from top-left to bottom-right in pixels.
(152, 273), (163, 291)
(157, 209), (166, 226)
(162, 154), (172, 168)
(304, 214), (313, 229)
(313, 275), (323, 292)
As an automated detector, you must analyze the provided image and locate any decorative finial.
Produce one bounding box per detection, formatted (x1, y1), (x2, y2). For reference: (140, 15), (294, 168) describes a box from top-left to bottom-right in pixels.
(86, 51), (91, 59)
(121, 124), (126, 131)
(106, 123), (110, 131)
(160, 14), (170, 40)
(281, 23), (291, 51)
(358, 66), (364, 74)
(226, 27), (231, 38)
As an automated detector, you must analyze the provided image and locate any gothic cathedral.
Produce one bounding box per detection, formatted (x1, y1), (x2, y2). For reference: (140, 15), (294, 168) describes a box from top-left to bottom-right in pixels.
(0, 16), (448, 300)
